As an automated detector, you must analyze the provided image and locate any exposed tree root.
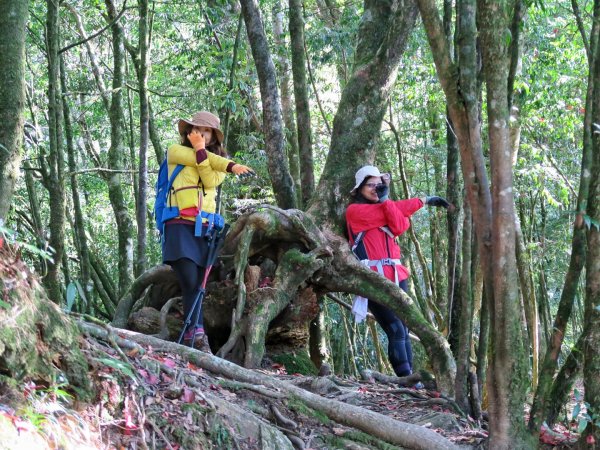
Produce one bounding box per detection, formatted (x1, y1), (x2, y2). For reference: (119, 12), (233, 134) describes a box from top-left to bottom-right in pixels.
(111, 206), (457, 396)
(109, 326), (460, 450)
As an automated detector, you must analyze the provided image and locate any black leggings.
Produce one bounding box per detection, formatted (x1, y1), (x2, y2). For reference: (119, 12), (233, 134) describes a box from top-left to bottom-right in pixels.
(368, 279), (413, 377)
(169, 258), (207, 330)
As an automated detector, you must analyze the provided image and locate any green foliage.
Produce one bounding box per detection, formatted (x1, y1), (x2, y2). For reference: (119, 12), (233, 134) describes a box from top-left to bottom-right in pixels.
(571, 389), (600, 434)
(96, 358), (138, 383)
(0, 225), (54, 263)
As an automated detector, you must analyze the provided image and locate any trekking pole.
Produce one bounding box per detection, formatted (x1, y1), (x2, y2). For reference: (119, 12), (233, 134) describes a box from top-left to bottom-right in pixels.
(177, 224), (230, 348)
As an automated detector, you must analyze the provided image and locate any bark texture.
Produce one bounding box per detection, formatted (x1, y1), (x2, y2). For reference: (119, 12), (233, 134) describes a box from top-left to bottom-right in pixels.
(105, 0), (135, 296)
(240, 0), (297, 209)
(289, 0), (314, 206)
(529, 0), (597, 433)
(135, 0), (151, 276)
(581, 6), (600, 439)
(0, 0), (29, 221)
(272, 5), (302, 205)
(44, 0), (67, 303)
(307, 0), (419, 230)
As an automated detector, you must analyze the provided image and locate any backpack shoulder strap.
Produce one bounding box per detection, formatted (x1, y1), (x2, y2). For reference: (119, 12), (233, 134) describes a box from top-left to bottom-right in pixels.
(351, 231), (365, 254)
(166, 164), (184, 195)
(379, 226), (395, 239)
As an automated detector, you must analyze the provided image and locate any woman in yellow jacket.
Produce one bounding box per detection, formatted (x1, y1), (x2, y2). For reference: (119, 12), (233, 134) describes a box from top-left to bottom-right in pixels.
(163, 111), (253, 351)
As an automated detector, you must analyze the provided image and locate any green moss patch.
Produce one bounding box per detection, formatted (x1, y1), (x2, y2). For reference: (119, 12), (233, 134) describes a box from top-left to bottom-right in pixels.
(272, 351), (317, 375)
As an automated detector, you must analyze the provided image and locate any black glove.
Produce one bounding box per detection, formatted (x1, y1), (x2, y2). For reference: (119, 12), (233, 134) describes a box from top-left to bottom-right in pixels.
(425, 196), (450, 208)
(238, 170), (256, 179)
(376, 184), (389, 202)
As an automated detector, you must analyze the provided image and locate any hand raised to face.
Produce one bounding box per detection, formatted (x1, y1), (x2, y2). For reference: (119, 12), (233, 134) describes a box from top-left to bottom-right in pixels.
(188, 129), (206, 151)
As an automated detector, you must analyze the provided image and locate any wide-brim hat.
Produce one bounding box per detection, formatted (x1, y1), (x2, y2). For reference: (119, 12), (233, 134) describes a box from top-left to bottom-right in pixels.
(351, 165), (382, 192)
(178, 111), (224, 145)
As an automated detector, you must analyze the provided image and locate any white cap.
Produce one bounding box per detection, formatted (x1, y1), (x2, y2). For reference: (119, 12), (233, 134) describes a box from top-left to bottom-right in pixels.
(351, 165), (381, 192)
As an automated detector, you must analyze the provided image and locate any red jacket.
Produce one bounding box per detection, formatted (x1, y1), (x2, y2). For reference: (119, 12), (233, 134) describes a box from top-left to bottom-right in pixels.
(346, 198), (423, 282)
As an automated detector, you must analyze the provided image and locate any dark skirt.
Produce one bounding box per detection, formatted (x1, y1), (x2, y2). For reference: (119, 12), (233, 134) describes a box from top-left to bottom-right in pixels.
(162, 222), (209, 267)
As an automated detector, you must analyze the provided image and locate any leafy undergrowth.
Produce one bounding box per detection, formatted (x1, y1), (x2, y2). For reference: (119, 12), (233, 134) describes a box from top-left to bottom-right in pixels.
(0, 329), (588, 450)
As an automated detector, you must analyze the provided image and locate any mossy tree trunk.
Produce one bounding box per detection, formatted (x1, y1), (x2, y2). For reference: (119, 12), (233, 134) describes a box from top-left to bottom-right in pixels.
(239, 0), (298, 210)
(580, 5), (600, 440)
(105, 0), (135, 297)
(43, 0), (67, 304)
(134, 0), (151, 277)
(418, 0), (533, 444)
(479, 0), (531, 445)
(0, 0), (29, 222)
(307, 0), (419, 230)
(289, 0), (314, 207)
(529, 0), (597, 434)
(272, 5), (302, 205)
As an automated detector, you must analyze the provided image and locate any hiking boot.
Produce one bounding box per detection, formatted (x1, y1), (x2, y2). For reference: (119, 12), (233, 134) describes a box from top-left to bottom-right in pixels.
(183, 327), (212, 354)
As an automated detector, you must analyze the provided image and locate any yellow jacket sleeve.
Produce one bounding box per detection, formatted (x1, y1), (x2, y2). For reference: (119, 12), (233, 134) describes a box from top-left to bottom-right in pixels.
(167, 143), (234, 190)
(167, 143), (198, 166)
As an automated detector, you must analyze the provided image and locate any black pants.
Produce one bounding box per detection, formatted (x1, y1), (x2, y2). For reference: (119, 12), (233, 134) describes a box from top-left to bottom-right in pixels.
(368, 279), (413, 377)
(169, 258), (206, 330)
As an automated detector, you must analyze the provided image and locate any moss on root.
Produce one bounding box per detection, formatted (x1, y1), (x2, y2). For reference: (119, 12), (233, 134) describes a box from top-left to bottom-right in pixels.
(272, 351), (318, 375)
(288, 397), (330, 424)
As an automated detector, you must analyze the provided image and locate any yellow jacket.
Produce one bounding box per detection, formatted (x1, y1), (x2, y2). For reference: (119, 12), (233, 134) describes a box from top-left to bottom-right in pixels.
(167, 144), (233, 220)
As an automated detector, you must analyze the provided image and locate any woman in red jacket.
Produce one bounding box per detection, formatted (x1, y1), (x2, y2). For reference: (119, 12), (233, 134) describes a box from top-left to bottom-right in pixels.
(345, 165), (449, 377)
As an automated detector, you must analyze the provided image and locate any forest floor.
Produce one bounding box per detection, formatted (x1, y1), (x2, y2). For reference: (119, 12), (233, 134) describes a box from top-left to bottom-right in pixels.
(0, 326), (584, 450)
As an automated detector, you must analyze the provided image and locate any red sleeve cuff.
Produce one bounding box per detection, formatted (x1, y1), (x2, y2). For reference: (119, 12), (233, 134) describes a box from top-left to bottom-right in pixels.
(195, 148), (207, 164)
(226, 162), (236, 173)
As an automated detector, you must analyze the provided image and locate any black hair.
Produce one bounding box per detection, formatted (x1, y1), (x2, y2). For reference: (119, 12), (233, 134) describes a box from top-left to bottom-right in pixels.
(349, 177), (379, 204)
(180, 124), (228, 157)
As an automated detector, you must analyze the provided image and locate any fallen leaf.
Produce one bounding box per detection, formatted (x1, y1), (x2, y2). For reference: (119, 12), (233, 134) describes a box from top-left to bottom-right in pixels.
(182, 388), (195, 404)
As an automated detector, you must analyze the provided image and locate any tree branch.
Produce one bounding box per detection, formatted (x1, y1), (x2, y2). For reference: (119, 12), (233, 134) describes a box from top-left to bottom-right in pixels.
(60, 1), (130, 54)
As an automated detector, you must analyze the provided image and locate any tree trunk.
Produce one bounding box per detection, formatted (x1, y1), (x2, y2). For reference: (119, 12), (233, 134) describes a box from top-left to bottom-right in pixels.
(544, 329), (585, 427)
(272, 4), (302, 205)
(135, 0), (151, 276)
(515, 218), (538, 387)
(418, 0), (533, 443)
(105, 0), (135, 297)
(60, 56), (92, 309)
(309, 300), (329, 369)
(289, 0), (314, 207)
(307, 0), (419, 230)
(0, 0), (29, 221)
(44, 0), (67, 304)
(454, 202), (472, 415)
(479, 0), (531, 446)
(580, 4), (600, 439)
(529, 0), (597, 433)
(239, 0), (297, 209)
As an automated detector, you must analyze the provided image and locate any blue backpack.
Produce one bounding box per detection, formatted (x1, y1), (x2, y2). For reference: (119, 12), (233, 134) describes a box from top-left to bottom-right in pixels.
(154, 159), (184, 237)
